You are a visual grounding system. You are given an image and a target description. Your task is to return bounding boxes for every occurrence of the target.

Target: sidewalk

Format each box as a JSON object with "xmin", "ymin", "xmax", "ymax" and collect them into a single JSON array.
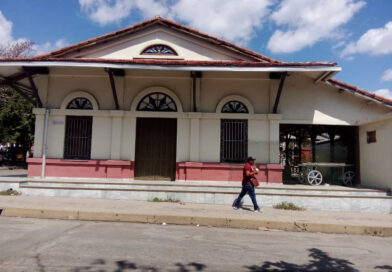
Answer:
[{"xmin": 1, "ymin": 195, "xmax": 391, "ymax": 236}]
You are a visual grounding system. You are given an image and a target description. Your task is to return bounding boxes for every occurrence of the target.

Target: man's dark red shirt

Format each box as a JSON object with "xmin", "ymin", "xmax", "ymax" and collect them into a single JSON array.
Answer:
[{"xmin": 242, "ymin": 162, "xmax": 253, "ymax": 185}]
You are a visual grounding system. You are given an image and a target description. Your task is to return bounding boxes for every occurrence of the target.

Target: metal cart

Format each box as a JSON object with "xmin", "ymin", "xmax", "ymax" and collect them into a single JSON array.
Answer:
[{"xmin": 298, "ymin": 163, "xmax": 355, "ymax": 186}]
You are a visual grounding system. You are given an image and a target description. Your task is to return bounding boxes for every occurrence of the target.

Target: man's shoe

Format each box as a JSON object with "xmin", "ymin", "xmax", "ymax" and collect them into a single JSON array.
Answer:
[
  {"xmin": 233, "ymin": 206, "xmax": 240, "ymax": 210},
  {"xmin": 254, "ymin": 208, "xmax": 262, "ymax": 213}
]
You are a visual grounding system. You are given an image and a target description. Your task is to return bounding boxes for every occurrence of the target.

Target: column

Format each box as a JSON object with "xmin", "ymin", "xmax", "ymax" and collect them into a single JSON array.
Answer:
[
  {"xmin": 269, "ymin": 119, "xmax": 280, "ymax": 164},
  {"xmin": 32, "ymin": 108, "xmax": 46, "ymax": 158},
  {"xmin": 189, "ymin": 113, "xmax": 201, "ymax": 161},
  {"xmin": 110, "ymin": 111, "xmax": 123, "ymax": 160}
]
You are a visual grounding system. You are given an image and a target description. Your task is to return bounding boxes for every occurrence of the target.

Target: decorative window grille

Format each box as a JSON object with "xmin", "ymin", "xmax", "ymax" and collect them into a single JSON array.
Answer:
[
  {"xmin": 137, "ymin": 92, "xmax": 177, "ymax": 112},
  {"xmin": 67, "ymin": 97, "xmax": 93, "ymax": 110},
  {"xmin": 64, "ymin": 116, "xmax": 93, "ymax": 160},
  {"xmin": 220, "ymin": 119, "xmax": 248, "ymax": 163},
  {"xmin": 221, "ymin": 101, "xmax": 249, "ymax": 113},
  {"xmin": 141, "ymin": 44, "xmax": 177, "ymax": 55}
]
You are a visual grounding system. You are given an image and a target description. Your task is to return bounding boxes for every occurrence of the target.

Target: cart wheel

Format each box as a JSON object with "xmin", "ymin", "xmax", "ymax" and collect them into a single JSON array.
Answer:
[
  {"xmin": 307, "ymin": 170, "xmax": 323, "ymax": 185},
  {"xmin": 298, "ymin": 172, "xmax": 305, "ymax": 184},
  {"xmin": 343, "ymin": 171, "xmax": 355, "ymax": 186}
]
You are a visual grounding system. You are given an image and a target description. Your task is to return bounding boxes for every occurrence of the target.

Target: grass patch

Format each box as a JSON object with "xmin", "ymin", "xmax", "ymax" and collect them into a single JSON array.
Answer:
[
  {"xmin": 273, "ymin": 202, "xmax": 305, "ymax": 211},
  {"xmin": 150, "ymin": 197, "xmax": 181, "ymax": 203},
  {"xmin": 0, "ymin": 189, "xmax": 20, "ymax": 196}
]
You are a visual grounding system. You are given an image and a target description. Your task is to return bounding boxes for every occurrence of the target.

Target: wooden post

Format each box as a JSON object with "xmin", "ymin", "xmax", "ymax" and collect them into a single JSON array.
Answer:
[
  {"xmin": 273, "ymin": 72, "xmax": 288, "ymax": 114},
  {"xmin": 328, "ymin": 129, "xmax": 336, "ymax": 162},
  {"xmin": 297, "ymin": 133, "xmax": 303, "ymax": 164},
  {"xmin": 310, "ymin": 127, "xmax": 317, "ymax": 163},
  {"xmin": 284, "ymin": 134, "xmax": 290, "ymax": 166}
]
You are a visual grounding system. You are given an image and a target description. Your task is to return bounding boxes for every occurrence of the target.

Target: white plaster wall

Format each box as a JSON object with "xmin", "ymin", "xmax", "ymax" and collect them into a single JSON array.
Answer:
[
  {"xmin": 248, "ymin": 120, "xmax": 269, "ymax": 163},
  {"xmin": 46, "ymin": 115, "xmax": 65, "ymax": 158},
  {"xmin": 47, "ymin": 71, "xmax": 114, "ymax": 110},
  {"xmin": 32, "ymin": 110, "xmax": 45, "ymax": 158},
  {"xmin": 125, "ymin": 71, "xmax": 191, "ymax": 112},
  {"xmin": 32, "ymin": 69, "xmax": 392, "ymax": 168},
  {"xmin": 199, "ymin": 119, "xmax": 220, "ymax": 162},
  {"xmin": 120, "ymin": 117, "xmax": 136, "ymax": 161},
  {"xmin": 359, "ymin": 118, "xmax": 392, "ymax": 190},
  {"xmin": 279, "ymin": 74, "xmax": 390, "ymax": 125},
  {"xmin": 91, "ymin": 117, "xmax": 111, "ymax": 159},
  {"xmin": 65, "ymin": 26, "xmax": 253, "ymax": 61},
  {"xmin": 177, "ymin": 118, "xmax": 190, "ymax": 162},
  {"xmin": 199, "ymin": 75, "xmax": 270, "ymax": 113}
]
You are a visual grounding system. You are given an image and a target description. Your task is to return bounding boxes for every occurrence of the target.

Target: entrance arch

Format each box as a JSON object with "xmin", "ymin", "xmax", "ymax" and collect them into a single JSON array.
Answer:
[{"xmin": 131, "ymin": 86, "xmax": 183, "ymax": 112}]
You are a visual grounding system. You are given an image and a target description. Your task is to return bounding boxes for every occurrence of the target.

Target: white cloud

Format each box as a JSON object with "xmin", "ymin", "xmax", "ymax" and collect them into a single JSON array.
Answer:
[
  {"xmin": 32, "ymin": 39, "xmax": 68, "ymax": 56},
  {"xmin": 374, "ymin": 89, "xmax": 392, "ymax": 100},
  {"xmin": 79, "ymin": 0, "xmax": 169, "ymax": 26},
  {"xmin": 79, "ymin": 0, "xmax": 272, "ymax": 45},
  {"xmin": 342, "ymin": 22, "xmax": 392, "ymax": 56},
  {"xmin": 0, "ymin": 9, "xmax": 67, "ymax": 57},
  {"xmin": 0, "ymin": 10, "xmax": 13, "ymax": 46},
  {"xmin": 170, "ymin": 0, "xmax": 272, "ymax": 45},
  {"xmin": 381, "ymin": 69, "xmax": 392, "ymax": 82},
  {"xmin": 267, "ymin": 0, "xmax": 365, "ymax": 53}
]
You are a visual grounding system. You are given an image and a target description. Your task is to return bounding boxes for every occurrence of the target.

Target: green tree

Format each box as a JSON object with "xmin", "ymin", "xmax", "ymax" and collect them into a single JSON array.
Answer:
[{"xmin": 0, "ymin": 41, "xmax": 35, "ymax": 163}]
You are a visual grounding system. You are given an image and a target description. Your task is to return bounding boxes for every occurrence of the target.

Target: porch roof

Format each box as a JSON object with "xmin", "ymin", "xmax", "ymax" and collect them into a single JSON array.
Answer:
[
  {"xmin": 0, "ymin": 57, "xmax": 339, "ymax": 73},
  {"xmin": 0, "ymin": 58, "xmax": 391, "ymax": 107}
]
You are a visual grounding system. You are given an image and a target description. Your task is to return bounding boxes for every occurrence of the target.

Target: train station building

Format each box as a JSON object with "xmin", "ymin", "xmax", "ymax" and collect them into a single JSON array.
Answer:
[{"xmin": 0, "ymin": 17, "xmax": 391, "ymax": 190}]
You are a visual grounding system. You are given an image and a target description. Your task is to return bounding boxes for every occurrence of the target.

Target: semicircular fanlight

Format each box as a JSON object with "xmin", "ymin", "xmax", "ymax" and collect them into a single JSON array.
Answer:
[
  {"xmin": 221, "ymin": 101, "xmax": 249, "ymax": 113},
  {"xmin": 137, "ymin": 92, "xmax": 177, "ymax": 112},
  {"xmin": 141, "ymin": 44, "xmax": 177, "ymax": 56},
  {"xmin": 66, "ymin": 97, "xmax": 93, "ymax": 110}
]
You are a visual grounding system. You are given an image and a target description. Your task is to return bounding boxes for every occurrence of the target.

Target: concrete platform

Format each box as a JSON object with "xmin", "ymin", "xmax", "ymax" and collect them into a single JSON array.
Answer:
[
  {"xmin": 0, "ymin": 178, "xmax": 389, "ymax": 213},
  {"xmin": 0, "ymin": 195, "xmax": 392, "ymax": 237}
]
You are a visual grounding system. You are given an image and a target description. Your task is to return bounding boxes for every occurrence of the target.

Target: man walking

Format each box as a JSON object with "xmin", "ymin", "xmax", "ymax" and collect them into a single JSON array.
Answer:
[{"xmin": 233, "ymin": 156, "xmax": 261, "ymax": 212}]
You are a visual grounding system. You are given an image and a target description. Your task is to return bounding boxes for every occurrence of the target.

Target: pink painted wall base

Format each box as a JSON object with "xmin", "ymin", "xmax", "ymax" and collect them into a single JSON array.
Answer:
[
  {"xmin": 27, "ymin": 159, "xmax": 283, "ymax": 183},
  {"xmin": 176, "ymin": 162, "xmax": 283, "ymax": 183},
  {"xmin": 27, "ymin": 158, "xmax": 134, "ymax": 179}
]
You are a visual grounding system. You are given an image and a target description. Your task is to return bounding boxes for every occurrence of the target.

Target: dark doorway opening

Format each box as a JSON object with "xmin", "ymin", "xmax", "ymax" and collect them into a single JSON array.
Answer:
[
  {"xmin": 135, "ymin": 118, "xmax": 177, "ymax": 181},
  {"xmin": 279, "ymin": 124, "xmax": 358, "ymax": 186}
]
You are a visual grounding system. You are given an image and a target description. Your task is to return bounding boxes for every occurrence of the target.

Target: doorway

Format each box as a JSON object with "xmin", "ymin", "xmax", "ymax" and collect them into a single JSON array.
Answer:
[{"xmin": 135, "ymin": 118, "xmax": 177, "ymax": 181}]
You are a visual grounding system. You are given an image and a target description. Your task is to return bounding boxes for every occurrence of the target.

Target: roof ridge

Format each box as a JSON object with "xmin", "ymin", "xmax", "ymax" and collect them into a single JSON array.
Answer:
[
  {"xmin": 327, "ymin": 78, "xmax": 392, "ymax": 106},
  {"xmin": 34, "ymin": 16, "xmax": 280, "ymax": 63}
]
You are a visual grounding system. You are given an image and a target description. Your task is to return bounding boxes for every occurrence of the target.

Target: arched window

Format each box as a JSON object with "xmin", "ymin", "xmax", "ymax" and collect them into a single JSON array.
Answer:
[
  {"xmin": 66, "ymin": 97, "xmax": 93, "ymax": 110},
  {"xmin": 141, "ymin": 44, "xmax": 177, "ymax": 56},
  {"xmin": 137, "ymin": 92, "xmax": 177, "ymax": 112},
  {"xmin": 221, "ymin": 101, "xmax": 249, "ymax": 113}
]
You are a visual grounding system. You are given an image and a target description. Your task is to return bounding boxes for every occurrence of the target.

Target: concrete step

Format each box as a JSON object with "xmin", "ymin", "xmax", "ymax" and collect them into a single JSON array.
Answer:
[
  {"xmin": 19, "ymin": 181, "xmax": 389, "ymax": 197},
  {"xmin": 18, "ymin": 182, "xmax": 392, "ymax": 213}
]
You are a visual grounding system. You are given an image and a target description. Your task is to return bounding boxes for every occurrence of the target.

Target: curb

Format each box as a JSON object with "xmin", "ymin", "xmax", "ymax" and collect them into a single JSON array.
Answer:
[{"xmin": 1, "ymin": 207, "xmax": 391, "ymax": 237}]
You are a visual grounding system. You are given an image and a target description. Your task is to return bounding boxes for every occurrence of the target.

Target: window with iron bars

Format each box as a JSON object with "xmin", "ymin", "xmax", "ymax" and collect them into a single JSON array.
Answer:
[
  {"xmin": 220, "ymin": 119, "xmax": 248, "ymax": 163},
  {"xmin": 64, "ymin": 116, "xmax": 93, "ymax": 160}
]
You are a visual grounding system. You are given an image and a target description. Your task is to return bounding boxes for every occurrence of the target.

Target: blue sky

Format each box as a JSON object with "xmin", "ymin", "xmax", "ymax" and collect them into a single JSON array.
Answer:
[{"xmin": 0, "ymin": 0, "xmax": 391, "ymax": 98}]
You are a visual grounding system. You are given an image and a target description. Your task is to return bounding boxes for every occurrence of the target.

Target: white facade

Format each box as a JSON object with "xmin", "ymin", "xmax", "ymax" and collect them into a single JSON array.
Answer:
[{"xmin": 0, "ymin": 17, "xmax": 391, "ymax": 186}]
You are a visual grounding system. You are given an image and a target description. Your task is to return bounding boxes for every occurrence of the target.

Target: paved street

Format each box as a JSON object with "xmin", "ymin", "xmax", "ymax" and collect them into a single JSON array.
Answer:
[{"xmin": 0, "ymin": 217, "xmax": 391, "ymax": 271}]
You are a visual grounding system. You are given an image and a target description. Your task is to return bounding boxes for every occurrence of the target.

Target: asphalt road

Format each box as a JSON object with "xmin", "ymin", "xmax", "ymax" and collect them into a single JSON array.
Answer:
[{"xmin": 0, "ymin": 217, "xmax": 391, "ymax": 272}]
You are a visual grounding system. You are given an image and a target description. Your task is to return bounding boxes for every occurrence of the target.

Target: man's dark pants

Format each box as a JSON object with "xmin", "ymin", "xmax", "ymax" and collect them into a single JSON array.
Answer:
[{"xmin": 233, "ymin": 183, "xmax": 259, "ymax": 210}]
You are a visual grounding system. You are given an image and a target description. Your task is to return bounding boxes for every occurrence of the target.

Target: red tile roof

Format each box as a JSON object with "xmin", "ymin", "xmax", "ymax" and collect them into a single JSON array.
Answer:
[
  {"xmin": 327, "ymin": 78, "xmax": 392, "ymax": 106},
  {"xmin": 0, "ymin": 57, "xmax": 337, "ymax": 67},
  {"xmin": 35, "ymin": 16, "xmax": 279, "ymax": 63}
]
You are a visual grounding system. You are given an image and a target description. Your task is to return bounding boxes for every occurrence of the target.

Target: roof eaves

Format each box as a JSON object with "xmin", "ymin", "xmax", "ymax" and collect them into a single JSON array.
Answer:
[
  {"xmin": 0, "ymin": 57, "xmax": 337, "ymax": 68},
  {"xmin": 326, "ymin": 78, "xmax": 392, "ymax": 107}
]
